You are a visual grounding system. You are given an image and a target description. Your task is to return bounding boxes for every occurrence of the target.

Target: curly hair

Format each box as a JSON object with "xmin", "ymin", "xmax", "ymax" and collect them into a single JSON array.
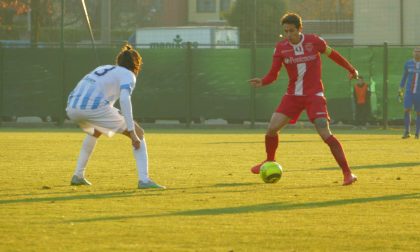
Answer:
[
  {"xmin": 281, "ymin": 12, "xmax": 303, "ymax": 30},
  {"xmin": 116, "ymin": 43, "xmax": 142, "ymax": 75}
]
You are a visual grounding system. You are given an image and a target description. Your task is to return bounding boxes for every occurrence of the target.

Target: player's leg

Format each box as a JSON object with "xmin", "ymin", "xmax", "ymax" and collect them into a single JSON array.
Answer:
[
  {"xmin": 251, "ymin": 112, "xmax": 290, "ymax": 174},
  {"xmin": 413, "ymin": 96, "xmax": 420, "ymax": 139},
  {"xmin": 251, "ymin": 95, "xmax": 302, "ymax": 174},
  {"xmin": 266, "ymin": 112, "xmax": 290, "ymax": 160},
  {"xmin": 122, "ymin": 123, "xmax": 148, "ymax": 183},
  {"xmin": 122, "ymin": 123, "xmax": 165, "ymax": 189},
  {"xmin": 307, "ymin": 95, "xmax": 356, "ymax": 185},
  {"xmin": 71, "ymin": 129, "xmax": 101, "ymax": 186},
  {"xmin": 314, "ymin": 118, "xmax": 356, "ymax": 185},
  {"xmin": 403, "ymin": 108, "xmax": 412, "ymax": 138},
  {"xmin": 415, "ymin": 112, "xmax": 420, "ymax": 139},
  {"xmin": 402, "ymin": 94, "xmax": 412, "ymax": 138},
  {"xmin": 354, "ymin": 104, "xmax": 362, "ymax": 127},
  {"xmin": 361, "ymin": 104, "xmax": 369, "ymax": 128}
]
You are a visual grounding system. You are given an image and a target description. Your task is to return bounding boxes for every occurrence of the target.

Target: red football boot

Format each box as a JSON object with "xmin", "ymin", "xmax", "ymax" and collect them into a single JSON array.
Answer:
[
  {"xmin": 343, "ymin": 173, "xmax": 358, "ymax": 186},
  {"xmin": 251, "ymin": 161, "xmax": 267, "ymax": 174}
]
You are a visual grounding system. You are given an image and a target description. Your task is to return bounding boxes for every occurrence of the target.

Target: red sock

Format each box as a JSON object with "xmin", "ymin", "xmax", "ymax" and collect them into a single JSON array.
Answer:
[
  {"xmin": 265, "ymin": 134, "xmax": 278, "ymax": 161},
  {"xmin": 324, "ymin": 135, "xmax": 351, "ymax": 175}
]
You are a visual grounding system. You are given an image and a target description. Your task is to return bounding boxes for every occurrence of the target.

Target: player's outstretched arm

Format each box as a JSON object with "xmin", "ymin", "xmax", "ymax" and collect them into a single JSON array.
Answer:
[
  {"xmin": 399, "ymin": 65, "xmax": 408, "ymax": 89},
  {"xmin": 398, "ymin": 87, "xmax": 404, "ymax": 103},
  {"xmin": 398, "ymin": 64, "xmax": 408, "ymax": 103},
  {"xmin": 249, "ymin": 49, "xmax": 283, "ymax": 88},
  {"xmin": 324, "ymin": 46, "xmax": 358, "ymax": 80},
  {"xmin": 248, "ymin": 78, "xmax": 263, "ymax": 88}
]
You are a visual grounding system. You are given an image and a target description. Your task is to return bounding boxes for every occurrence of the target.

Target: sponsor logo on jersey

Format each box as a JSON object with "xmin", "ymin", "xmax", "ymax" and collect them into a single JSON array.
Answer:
[
  {"xmin": 408, "ymin": 67, "xmax": 420, "ymax": 73},
  {"xmin": 283, "ymin": 55, "xmax": 317, "ymax": 64},
  {"xmin": 281, "ymin": 49, "xmax": 294, "ymax": 54},
  {"xmin": 84, "ymin": 76, "xmax": 96, "ymax": 83}
]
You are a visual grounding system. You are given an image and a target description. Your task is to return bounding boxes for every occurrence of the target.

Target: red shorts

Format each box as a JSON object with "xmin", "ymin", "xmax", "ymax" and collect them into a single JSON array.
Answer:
[{"xmin": 276, "ymin": 95, "xmax": 330, "ymax": 124}]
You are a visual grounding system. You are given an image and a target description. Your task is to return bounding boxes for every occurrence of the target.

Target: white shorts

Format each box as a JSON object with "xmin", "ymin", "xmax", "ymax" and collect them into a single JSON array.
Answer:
[{"xmin": 66, "ymin": 106, "xmax": 127, "ymax": 137}]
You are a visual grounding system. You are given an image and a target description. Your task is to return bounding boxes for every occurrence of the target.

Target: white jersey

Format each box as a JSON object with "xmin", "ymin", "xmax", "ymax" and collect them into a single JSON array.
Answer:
[{"xmin": 67, "ymin": 65, "xmax": 136, "ymax": 110}]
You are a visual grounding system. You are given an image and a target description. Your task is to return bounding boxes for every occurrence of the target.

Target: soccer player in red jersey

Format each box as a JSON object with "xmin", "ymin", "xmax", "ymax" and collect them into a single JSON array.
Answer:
[{"xmin": 249, "ymin": 12, "xmax": 358, "ymax": 186}]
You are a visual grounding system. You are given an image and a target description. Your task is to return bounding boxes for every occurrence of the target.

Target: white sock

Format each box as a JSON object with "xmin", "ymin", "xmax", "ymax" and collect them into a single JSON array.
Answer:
[
  {"xmin": 133, "ymin": 138, "xmax": 149, "ymax": 183},
  {"xmin": 73, "ymin": 134, "xmax": 97, "ymax": 178}
]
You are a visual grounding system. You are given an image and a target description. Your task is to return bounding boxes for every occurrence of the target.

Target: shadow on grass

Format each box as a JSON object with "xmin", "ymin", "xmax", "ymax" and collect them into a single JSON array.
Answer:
[
  {"xmin": 70, "ymin": 192, "xmax": 420, "ymax": 223},
  {"xmin": 206, "ymin": 140, "xmax": 320, "ymax": 145},
  {"xmin": 167, "ymin": 182, "xmax": 260, "ymax": 192},
  {"xmin": 212, "ymin": 182, "xmax": 259, "ymax": 187},
  {"xmin": 319, "ymin": 162, "xmax": 420, "ymax": 171},
  {"xmin": 0, "ymin": 191, "xmax": 143, "ymax": 205},
  {"xmin": 0, "ymin": 183, "xmax": 259, "ymax": 205},
  {"xmin": 205, "ymin": 137, "xmax": 394, "ymax": 145},
  {"xmin": 336, "ymin": 137, "xmax": 402, "ymax": 142},
  {"xmin": 163, "ymin": 183, "xmax": 260, "ymax": 196},
  {"xmin": 0, "ymin": 185, "xmax": 101, "ymax": 198}
]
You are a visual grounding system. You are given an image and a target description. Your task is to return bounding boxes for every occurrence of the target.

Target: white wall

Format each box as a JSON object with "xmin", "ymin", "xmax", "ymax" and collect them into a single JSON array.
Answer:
[
  {"xmin": 354, "ymin": 0, "xmax": 420, "ymax": 45},
  {"xmin": 403, "ymin": 0, "xmax": 420, "ymax": 45}
]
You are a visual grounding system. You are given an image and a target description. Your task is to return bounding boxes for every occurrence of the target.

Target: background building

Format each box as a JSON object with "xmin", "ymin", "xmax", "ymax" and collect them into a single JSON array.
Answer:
[
  {"xmin": 354, "ymin": 0, "xmax": 420, "ymax": 45},
  {"xmin": 188, "ymin": 0, "xmax": 235, "ymax": 25}
]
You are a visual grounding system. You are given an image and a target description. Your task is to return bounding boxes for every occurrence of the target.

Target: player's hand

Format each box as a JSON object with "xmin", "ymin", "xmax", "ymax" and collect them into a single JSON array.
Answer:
[
  {"xmin": 348, "ymin": 69, "xmax": 359, "ymax": 80},
  {"xmin": 248, "ymin": 78, "xmax": 263, "ymax": 88},
  {"xmin": 398, "ymin": 88, "xmax": 404, "ymax": 103},
  {"xmin": 129, "ymin": 131, "xmax": 141, "ymax": 150}
]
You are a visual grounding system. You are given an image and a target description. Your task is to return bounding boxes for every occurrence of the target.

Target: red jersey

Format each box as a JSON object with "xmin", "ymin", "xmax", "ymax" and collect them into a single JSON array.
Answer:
[{"xmin": 262, "ymin": 34, "xmax": 327, "ymax": 96}]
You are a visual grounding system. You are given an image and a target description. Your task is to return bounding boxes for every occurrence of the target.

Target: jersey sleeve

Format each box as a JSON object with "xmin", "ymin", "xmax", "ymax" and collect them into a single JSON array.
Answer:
[
  {"xmin": 119, "ymin": 69, "xmax": 137, "ymax": 95},
  {"xmin": 118, "ymin": 68, "xmax": 137, "ymax": 131},
  {"xmin": 314, "ymin": 35, "xmax": 327, "ymax": 53},
  {"xmin": 324, "ymin": 35, "xmax": 356, "ymax": 74},
  {"xmin": 120, "ymin": 89, "xmax": 135, "ymax": 131},
  {"xmin": 261, "ymin": 45, "xmax": 283, "ymax": 85}
]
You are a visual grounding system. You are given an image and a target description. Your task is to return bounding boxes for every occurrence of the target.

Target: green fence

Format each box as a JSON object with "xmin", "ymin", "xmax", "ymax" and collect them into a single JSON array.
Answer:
[{"xmin": 0, "ymin": 45, "xmax": 414, "ymax": 126}]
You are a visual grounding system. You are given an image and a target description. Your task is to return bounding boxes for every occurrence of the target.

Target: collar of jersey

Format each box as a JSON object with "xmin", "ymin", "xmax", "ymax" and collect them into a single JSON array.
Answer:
[{"xmin": 288, "ymin": 33, "xmax": 305, "ymax": 47}]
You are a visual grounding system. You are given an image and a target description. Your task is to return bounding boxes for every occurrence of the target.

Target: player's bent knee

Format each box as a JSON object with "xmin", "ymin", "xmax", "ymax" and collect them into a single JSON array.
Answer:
[
  {"xmin": 267, "ymin": 126, "xmax": 280, "ymax": 135},
  {"xmin": 92, "ymin": 129, "xmax": 102, "ymax": 138},
  {"xmin": 314, "ymin": 118, "xmax": 328, "ymax": 129},
  {"xmin": 135, "ymin": 125, "xmax": 144, "ymax": 138}
]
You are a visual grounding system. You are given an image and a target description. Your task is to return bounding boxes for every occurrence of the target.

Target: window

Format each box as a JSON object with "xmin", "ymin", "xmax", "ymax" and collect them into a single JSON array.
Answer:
[
  {"xmin": 152, "ymin": 0, "xmax": 162, "ymax": 11},
  {"xmin": 196, "ymin": 0, "xmax": 216, "ymax": 13},
  {"xmin": 220, "ymin": 0, "xmax": 231, "ymax": 12}
]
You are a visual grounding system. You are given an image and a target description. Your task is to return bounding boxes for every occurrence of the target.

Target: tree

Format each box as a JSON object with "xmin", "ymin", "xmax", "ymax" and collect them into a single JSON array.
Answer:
[
  {"xmin": 0, "ymin": 0, "xmax": 29, "ymax": 39},
  {"xmin": 224, "ymin": 0, "xmax": 287, "ymax": 45},
  {"xmin": 30, "ymin": 0, "xmax": 54, "ymax": 46}
]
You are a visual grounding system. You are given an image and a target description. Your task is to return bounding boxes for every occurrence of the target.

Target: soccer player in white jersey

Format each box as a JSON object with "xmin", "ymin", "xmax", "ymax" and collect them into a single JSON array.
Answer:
[{"xmin": 66, "ymin": 44, "xmax": 165, "ymax": 189}]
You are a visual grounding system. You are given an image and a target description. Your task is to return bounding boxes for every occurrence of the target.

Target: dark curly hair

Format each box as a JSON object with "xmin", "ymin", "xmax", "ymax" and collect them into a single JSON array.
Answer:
[
  {"xmin": 116, "ymin": 43, "xmax": 142, "ymax": 75},
  {"xmin": 281, "ymin": 12, "xmax": 303, "ymax": 30}
]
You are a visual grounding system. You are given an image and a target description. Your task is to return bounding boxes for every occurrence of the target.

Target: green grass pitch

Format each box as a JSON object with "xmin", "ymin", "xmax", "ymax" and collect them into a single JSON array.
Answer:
[{"xmin": 0, "ymin": 128, "xmax": 419, "ymax": 251}]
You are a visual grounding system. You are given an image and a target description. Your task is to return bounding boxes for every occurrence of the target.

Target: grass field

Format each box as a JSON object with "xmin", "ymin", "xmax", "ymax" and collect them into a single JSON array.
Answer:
[{"xmin": 0, "ymin": 128, "xmax": 419, "ymax": 251}]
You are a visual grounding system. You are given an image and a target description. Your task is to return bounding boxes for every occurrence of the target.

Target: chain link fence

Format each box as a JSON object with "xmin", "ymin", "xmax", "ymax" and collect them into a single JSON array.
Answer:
[{"xmin": 0, "ymin": 0, "xmax": 418, "ymax": 127}]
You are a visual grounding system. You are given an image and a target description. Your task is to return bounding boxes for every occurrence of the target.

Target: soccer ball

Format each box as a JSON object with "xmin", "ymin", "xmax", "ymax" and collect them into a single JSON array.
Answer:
[{"xmin": 260, "ymin": 162, "xmax": 283, "ymax": 183}]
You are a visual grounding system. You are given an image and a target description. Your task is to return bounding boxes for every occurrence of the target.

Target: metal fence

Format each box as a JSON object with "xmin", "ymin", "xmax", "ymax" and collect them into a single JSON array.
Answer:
[
  {"xmin": 0, "ymin": 0, "xmax": 418, "ymax": 127},
  {"xmin": 0, "ymin": 42, "xmax": 415, "ymax": 128}
]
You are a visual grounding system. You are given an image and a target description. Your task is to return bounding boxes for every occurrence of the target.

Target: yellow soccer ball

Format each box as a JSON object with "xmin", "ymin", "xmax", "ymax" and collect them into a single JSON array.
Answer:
[{"xmin": 260, "ymin": 162, "xmax": 283, "ymax": 183}]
